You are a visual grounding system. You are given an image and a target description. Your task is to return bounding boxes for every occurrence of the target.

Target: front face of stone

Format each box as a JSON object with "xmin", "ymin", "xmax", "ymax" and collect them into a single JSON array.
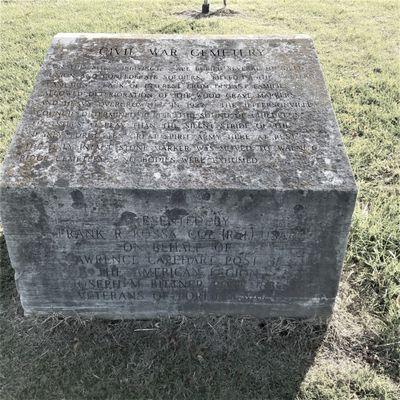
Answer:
[
  {"xmin": 0, "ymin": 34, "xmax": 357, "ymax": 318},
  {"xmin": 2, "ymin": 187, "xmax": 355, "ymax": 318}
]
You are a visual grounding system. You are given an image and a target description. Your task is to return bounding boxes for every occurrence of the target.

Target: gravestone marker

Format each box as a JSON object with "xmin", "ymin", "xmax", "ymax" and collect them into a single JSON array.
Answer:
[{"xmin": 0, "ymin": 34, "xmax": 357, "ymax": 319}]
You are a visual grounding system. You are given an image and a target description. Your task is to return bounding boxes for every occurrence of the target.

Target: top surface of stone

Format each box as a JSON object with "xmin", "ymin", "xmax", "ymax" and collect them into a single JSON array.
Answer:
[{"xmin": 1, "ymin": 33, "xmax": 356, "ymax": 191}]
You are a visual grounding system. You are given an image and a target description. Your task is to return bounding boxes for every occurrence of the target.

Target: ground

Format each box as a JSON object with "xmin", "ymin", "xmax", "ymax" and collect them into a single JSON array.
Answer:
[{"xmin": 0, "ymin": 1, "xmax": 399, "ymax": 399}]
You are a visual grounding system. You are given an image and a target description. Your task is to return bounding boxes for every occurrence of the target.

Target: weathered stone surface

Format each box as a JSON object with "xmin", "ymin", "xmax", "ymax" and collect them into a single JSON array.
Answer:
[{"xmin": 0, "ymin": 34, "xmax": 357, "ymax": 319}]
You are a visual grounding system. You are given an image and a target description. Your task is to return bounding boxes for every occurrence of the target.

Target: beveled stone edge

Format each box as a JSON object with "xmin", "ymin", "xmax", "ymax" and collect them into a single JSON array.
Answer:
[
  {"xmin": 306, "ymin": 38, "xmax": 359, "ymax": 196},
  {"xmin": 53, "ymin": 32, "xmax": 313, "ymax": 42},
  {"xmin": 0, "ymin": 185, "xmax": 358, "ymax": 194},
  {"xmin": 22, "ymin": 300, "xmax": 335, "ymax": 321}
]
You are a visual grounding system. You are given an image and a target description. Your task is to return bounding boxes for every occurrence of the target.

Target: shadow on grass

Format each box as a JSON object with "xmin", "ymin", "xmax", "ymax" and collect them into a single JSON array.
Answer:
[
  {"xmin": 0, "ymin": 234, "xmax": 327, "ymax": 400},
  {"xmin": 175, "ymin": 8, "xmax": 240, "ymax": 19},
  {"xmin": 0, "ymin": 233, "xmax": 20, "ymax": 313}
]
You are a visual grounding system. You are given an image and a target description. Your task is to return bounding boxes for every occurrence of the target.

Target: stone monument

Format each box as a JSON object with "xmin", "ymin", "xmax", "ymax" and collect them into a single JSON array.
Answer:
[{"xmin": 0, "ymin": 34, "xmax": 357, "ymax": 319}]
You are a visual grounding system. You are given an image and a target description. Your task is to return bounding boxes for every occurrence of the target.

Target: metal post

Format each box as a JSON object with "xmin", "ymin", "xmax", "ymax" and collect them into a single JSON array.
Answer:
[{"xmin": 202, "ymin": 0, "xmax": 210, "ymax": 14}]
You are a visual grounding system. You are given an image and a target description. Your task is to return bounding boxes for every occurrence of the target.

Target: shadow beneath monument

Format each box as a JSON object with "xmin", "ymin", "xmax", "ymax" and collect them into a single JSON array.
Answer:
[{"xmin": 0, "ymin": 235, "xmax": 327, "ymax": 399}]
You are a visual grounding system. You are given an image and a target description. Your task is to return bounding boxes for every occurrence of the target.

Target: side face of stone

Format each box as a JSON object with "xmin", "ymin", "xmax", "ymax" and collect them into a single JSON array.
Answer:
[
  {"xmin": 1, "ymin": 187, "xmax": 356, "ymax": 318},
  {"xmin": 0, "ymin": 34, "xmax": 357, "ymax": 319}
]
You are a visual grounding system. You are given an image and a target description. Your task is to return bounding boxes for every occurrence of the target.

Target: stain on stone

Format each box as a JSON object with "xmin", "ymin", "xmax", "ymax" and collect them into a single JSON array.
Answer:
[
  {"xmin": 115, "ymin": 211, "xmax": 138, "ymax": 227},
  {"xmin": 218, "ymin": 191, "xmax": 229, "ymax": 205},
  {"xmin": 245, "ymin": 149, "xmax": 256, "ymax": 159},
  {"xmin": 17, "ymin": 237, "xmax": 52, "ymax": 264},
  {"xmin": 238, "ymin": 193, "xmax": 264, "ymax": 214},
  {"xmin": 55, "ymin": 177, "xmax": 69, "ymax": 187},
  {"xmin": 202, "ymin": 191, "xmax": 211, "ymax": 201},
  {"xmin": 165, "ymin": 207, "xmax": 189, "ymax": 221},
  {"xmin": 240, "ymin": 195, "xmax": 253, "ymax": 211},
  {"xmin": 30, "ymin": 191, "xmax": 49, "ymax": 231},
  {"xmin": 294, "ymin": 204, "xmax": 305, "ymax": 213},
  {"xmin": 271, "ymin": 230, "xmax": 280, "ymax": 239},
  {"xmin": 94, "ymin": 262, "xmax": 105, "ymax": 270},
  {"xmin": 294, "ymin": 226, "xmax": 306, "ymax": 234},
  {"xmin": 16, "ymin": 241, "xmax": 35, "ymax": 264},
  {"xmin": 71, "ymin": 189, "xmax": 86, "ymax": 209},
  {"xmin": 170, "ymin": 190, "xmax": 187, "ymax": 205},
  {"xmin": 78, "ymin": 266, "xmax": 88, "ymax": 279},
  {"xmin": 33, "ymin": 160, "xmax": 51, "ymax": 171}
]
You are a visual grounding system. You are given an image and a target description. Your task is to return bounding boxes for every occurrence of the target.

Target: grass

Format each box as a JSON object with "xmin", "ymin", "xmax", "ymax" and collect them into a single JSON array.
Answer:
[{"xmin": 0, "ymin": 0, "xmax": 399, "ymax": 399}]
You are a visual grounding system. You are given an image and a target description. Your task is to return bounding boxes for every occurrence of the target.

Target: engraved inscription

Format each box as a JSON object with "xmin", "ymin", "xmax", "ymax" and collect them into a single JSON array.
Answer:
[
  {"xmin": 53, "ymin": 201, "xmax": 311, "ymax": 306},
  {"xmin": 19, "ymin": 37, "xmax": 326, "ymax": 175}
]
